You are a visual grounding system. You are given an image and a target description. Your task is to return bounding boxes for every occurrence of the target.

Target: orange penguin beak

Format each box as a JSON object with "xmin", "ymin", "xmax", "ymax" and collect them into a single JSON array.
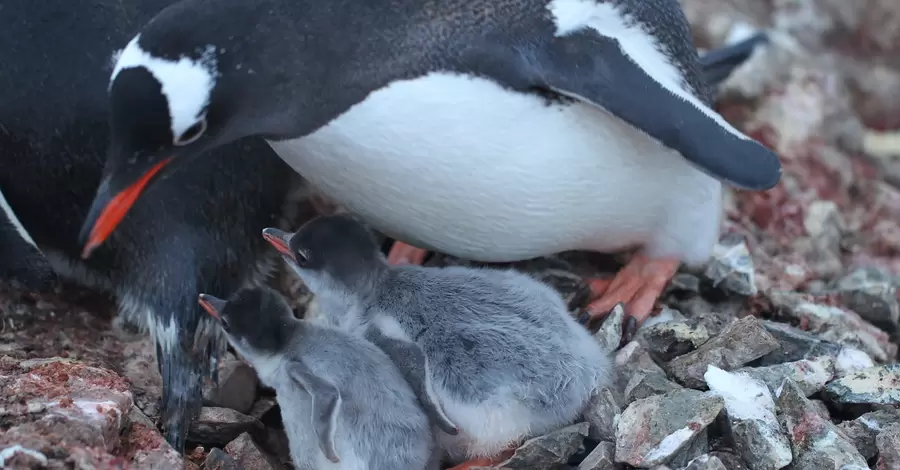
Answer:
[
  {"xmin": 198, "ymin": 293, "xmax": 228, "ymax": 320},
  {"xmin": 262, "ymin": 227, "xmax": 296, "ymax": 262},
  {"xmin": 79, "ymin": 158, "xmax": 172, "ymax": 259}
]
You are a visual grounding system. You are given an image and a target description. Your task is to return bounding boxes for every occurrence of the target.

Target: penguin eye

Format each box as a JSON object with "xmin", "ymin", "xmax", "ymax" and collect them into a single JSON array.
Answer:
[
  {"xmin": 294, "ymin": 249, "xmax": 309, "ymax": 267},
  {"xmin": 219, "ymin": 317, "xmax": 231, "ymax": 332},
  {"xmin": 174, "ymin": 117, "xmax": 207, "ymax": 146}
]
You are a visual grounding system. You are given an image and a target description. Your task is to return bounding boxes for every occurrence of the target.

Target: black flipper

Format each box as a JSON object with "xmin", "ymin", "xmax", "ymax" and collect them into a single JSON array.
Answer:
[
  {"xmin": 287, "ymin": 361, "xmax": 342, "ymax": 463},
  {"xmin": 699, "ymin": 32, "xmax": 768, "ymax": 86},
  {"xmin": 365, "ymin": 326, "xmax": 459, "ymax": 435},
  {"xmin": 519, "ymin": 31, "xmax": 781, "ymax": 190}
]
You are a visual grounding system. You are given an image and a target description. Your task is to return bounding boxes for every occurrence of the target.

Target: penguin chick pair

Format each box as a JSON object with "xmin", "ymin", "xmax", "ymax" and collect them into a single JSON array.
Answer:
[
  {"xmin": 199, "ymin": 286, "xmax": 439, "ymax": 470},
  {"xmin": 261, "ymin": 215, "xmax": 614, "ymax": 469}
]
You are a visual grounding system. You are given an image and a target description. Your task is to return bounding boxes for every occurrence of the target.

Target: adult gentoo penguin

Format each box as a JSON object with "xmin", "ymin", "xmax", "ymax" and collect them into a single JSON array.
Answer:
[
  {"xmin": 0, "ymin": 188, "xmax": 57, "ymax": 291},
  {"xmin": 1, "ymin": 0, "xmax": 304, "ymax": 452},
  {"xmin": 80, "ymin": 0, "xmax": 782, "ymax": 327}
]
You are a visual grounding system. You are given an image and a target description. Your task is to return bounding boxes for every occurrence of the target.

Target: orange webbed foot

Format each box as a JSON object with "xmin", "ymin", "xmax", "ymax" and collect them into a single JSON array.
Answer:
[
  {"xmin": 445, "ymin": 448, "xmax": 516, "ymax": 469},
  {"xmin": 386, "ymin": 241, "xmax": 429, "ymax": 265}
]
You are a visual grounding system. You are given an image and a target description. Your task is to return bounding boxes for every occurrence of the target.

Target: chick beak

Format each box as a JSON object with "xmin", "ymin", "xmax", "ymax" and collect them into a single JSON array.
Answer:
[
  {"xmin": 198, "ymin": 294, "xmax": 228, "ymax": 320},
  {"xmin": 79, "ymin": 158, "xmax": 172, "ymax": 259},
  {"xmin": 262, "ymin": 227, "xmax": 296, "ymax": 262}
]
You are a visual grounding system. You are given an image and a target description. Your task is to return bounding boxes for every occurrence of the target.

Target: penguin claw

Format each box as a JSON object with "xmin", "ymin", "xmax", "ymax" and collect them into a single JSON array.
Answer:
[
  {"xmin": 583, "ymin": 254, "xmax": 679, "ymax": 331},
  {"xmin": 386, "ymin": 241, "xmax": 429, "ymax": 265}
]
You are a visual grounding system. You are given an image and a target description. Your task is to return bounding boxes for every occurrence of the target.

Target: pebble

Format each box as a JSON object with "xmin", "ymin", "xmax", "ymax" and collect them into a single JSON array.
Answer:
[
  {"xmin": 734, "ymin": 355, "xmax": 835, "ymax": 397},
  {"xmin": 614, "ymin": 389, "xmax": 724, "ymax": 468},
  {"xmin": 639, "ymin": 320, "xmax": 711, "ymax": 362},
  {"xmin": 837, "ymin": 409, "xmax": 900, "ymax": 460},
  {"xmin": 188, "ymin": 407, "xmax": 265, "ymax": 447},
  {"xmin": 624, "ymin": 371, "xmax": 683, "ymax": 405},
  {"xmin": 875, "ymin": 423, "xmax": 900, "ymax": 470},
  {"xmin": 823, "ymin": 364, "xmax": 900, "ymax": 405},
  {"xmin": 832, "ymin": 267, "xmax": 900, "ymax": 331},
  {"xmin": 205, "ymin": 448, "xmax": 241, "ymax": 470},
  {"xmin": 594, "ymin": 304, "xmax": 625, "ymax": 353},
  {"xmin": 498, "ymin": 422, "xmax": 589, "ymax": 469},
  {"xmin": 682, "ymin": 454, "xmax": 728, "ymax": 470},
  {"xmin": 614, "ymin": 341, "xmax": 668, "ymax": 394},
  {"xmin": 757, "ymin": 321, "xmax": 841, "ymax": 366},
  {"xmin": 582, "ymin": 388, "xmax": 620, "ymax": 442},
  {"xmin": 206, "ymin": 360, "xmax": 259, "ymax": 414},
  {"xmin": 704, "ymin": 366, "xmax": 792, "ymax": 470},
  {"xmin": 703, "ymin": 233, "xmax": 758, "ymax": 296},
  {"xmin": 834, "ymin": 346, "xmax": 876, "ymax": 376},
  {"xmin": 776, "ymin": 380, "xmax": 868, "ymax": 470},
  {"xmin": 666, "ymin": 316, "xmax": 780, "ymax": 388},
  {"xmin": 578, "ymin": 441, "xmax": 618, "ymax": 470},
  {"xmin": 225, "ymin": 432, "xmax": 282, "ymax": 470}
]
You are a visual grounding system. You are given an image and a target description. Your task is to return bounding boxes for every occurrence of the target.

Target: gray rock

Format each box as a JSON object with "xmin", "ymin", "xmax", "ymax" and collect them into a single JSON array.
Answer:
[
  {"xmin": 776, "ymin": 380, "xmax": 868, "ymax": 470},
  {"xmin": 757, "ymin": 321, "xmax": 842, "ymax": 366},
  {"xmin": 832, "ymin": 267, "xmax": 900, "ymax": 331},
  {"xmin": 667, "ymin": 316, "xmax": 780, "ymax": 389},
  {"xmin": 247, "ymin": 397, "xmax": 277, "ymax": 421},
  {"xmin": 583, "ymin": 388, "xmax": 620, "ymax": 442},
  {"xmin": 614, "ymin": 389, "xmax": 724, "ymax": 468},
  {"xmin": 498, "ymin": 422, "xmax": 588, "ymax": 469},
  {"xmin": 624, "ymin": 371, "xmax": 683, "ymax": 405},
  {"xmin": 640, "ymin": 321, "xmax": 711, "ymax": 362},
  {"xmin": 837, "ymin": 409, "xmax": 900, "ymax": 459},
  {"xmin": 225, "ymin": 432, "xmax": 283, "ymax": 470},
  {"xmin": 594, "ymin": 304, "xmax": 625, "ymax": 353},
  {"xmin": 666, "ymin": 274, "xmax": 701, "ymax": 295},
  {"xmin": 703, "ymin": 233, "xmax": 757, "ymax": 296},
  {"xmin": 808, "ymin": 400, "xmax": 832, "ymax": 421},
  {"xmin": 681, "ymin": 454, "xmax": 727, "ymax": 470},
  {"xmin": 189, "ymin": 407, "xmax": 265, "ymax": 447},
  {"xmin": 205, "ymin": 448, "xmax": 241, "ymax": 470},
  {"xmin": 578, "ymin": 441, "xmax": 619, "ymax": 470},
  {"xmin": 704, "ymin": 366, "xmax": 792, "ymax": 470},
  {"xmin": 708, "ymin": 452, "xmax": 749, "ymax": 470},
  {"xmin": 834, "ymin": 346, "xmax": 875, "ymax": 376},
  {"xmin": 768, "ymin": 291, "xmax": 897, "ymax": 362},
  {"xmin": 206, "ymin": 361, "xmax": 259, "ymax": 414},
  {"xmin": 823, "ymin": 364, "xmax": 900, "ymax": 405},
  {"xmin": 734, "ymin": 355, "xmax": 835, "ymax": 397},
  {"xmin": 668, "ymin": 429, "xmax": 708, "ymax": 469},
  {"xmin": 875, "ymin": 423, "xmax": 900, "ymax": 470},
  {"xmin": 614, "ymin": 341, "xmax": 667, "ymax": 394}
]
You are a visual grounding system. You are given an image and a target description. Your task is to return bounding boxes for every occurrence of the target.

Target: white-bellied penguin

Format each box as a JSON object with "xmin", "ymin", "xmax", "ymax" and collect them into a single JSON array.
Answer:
[
  {"xmin": 79, "ymin": 0, "xmax": 781, "ymax": 330},
  {"xmin": 1, "ymin": 0, "xmax": 305, "ymax": 452}
]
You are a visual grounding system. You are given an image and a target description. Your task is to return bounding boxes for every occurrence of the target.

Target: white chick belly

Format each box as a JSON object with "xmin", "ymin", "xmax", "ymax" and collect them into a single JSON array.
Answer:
[{"xmin": 268, "ymin": 72, "xmax": 722, "ymax": 263}]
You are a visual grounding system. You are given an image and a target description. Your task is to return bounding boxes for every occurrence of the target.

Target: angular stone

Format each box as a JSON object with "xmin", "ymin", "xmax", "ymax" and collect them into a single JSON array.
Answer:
[
  {"xmin": 189, "ymin": 407, "xmax": 265, "ymax": 447},
  {"xmin": 614, "ymin": 341, "xmax": 667, "ymax": 394},
  {"xmin": 776, "ymin": 380, "xmax": 868, "ymax": 470},
  {"xmin": 703, "ymin": 233, "xmax": 757, "ymax": 296},
  {"xmin": 704, "ymin": 366, "xmax": 792, "ymax": 470},
  {"xmin": 225, "ymin": 432, "xmax": 282, "ymax": 470},
  {"xmin": 668, "ymin": 429, "xmax": 708, "ymax": 469},
  {"xmin": 582, "ymin": 388, "xmax": 620, "ymax": 442},
  {"xmin": 667, "ymin": 317, "xmax": 779, "ymax": 389},
  {"xmin": 808, "ymin": 400, "xmax": 832, "ymax": 422},
  {"xmin": 248, "ymin": 396, "xmax": 278, "ymax": 421},
  {"xmin": 834, "ymin": 346, "xmax": 875, "ymax": 376},
  {"xmin": 594, "ymin": 304, "xmax": 625, "ymax": 353},
  {"xmin": 640, "ymin": 321, "xmax": 710, "ymax": 362},
  {"xmin": 682, "ymin": 454, "xmax": 727, "ymax": 470},
  {"xmin": 709, "ymin": 451, "xmax": 749, "ymax": 470},
  {"xmin": 837, "ymin": 409, "xmax": 900, "ymax": 459},
  {"xmin": 824, "ymin": 364, "xmax": 900, "ymax": 405},
  {"xmin": 833, "ymin": 267, "xmax": 900, "ymax": 331},
  {"xmin": 769, "ymin": 291, "xmax": 897, "ymax": 362},
  {"xmin": 624, "ymin": 371, "xmax": 683, "ymax": 405},
  {"xmin": 614, "ymin": 389, "xmax": 724, "ymax": 468},
  {"xmin": 205, "ymin": 448, "xmax": 240, "ymax": 470},
  {"xmin": 578, "ymin": 441, "xmax": 619, "ymax": 470},
  {"xmin": 734, "ymin": 355, "xmax": 835, "ymax": 397},
  {"xmin": 499, "ymin": 422, "xmax": 588, "ymax": 469},
  {"xmin": 875, "ymin": 423, "xmax": 900, "ymax": 470},
  {"xmin": 206, "ymin": 361, "xmax": 259, "ymax": 414},
  {"xmin": 757, "ymin": 321, "xmax": 841, "ymax": 366}
]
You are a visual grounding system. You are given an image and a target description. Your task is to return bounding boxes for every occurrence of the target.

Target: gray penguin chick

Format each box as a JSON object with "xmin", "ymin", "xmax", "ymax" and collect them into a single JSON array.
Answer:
[
  {"xmin": 198, "ymin": 286, "xmax": 438, "ymax": 470},
  {"xmin": 262, "ymin": 215, "xmax": 614, "ymax": 464}
]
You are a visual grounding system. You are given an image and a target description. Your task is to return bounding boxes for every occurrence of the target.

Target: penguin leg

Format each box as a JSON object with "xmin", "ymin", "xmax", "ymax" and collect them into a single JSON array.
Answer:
[
  {"xmin": 444, "ymin": 448, "xmax": 516, "ymax": 470},
  {"xmin": 386, "ymin": 241, "xmax": 429, "ymax": 265},
  {"xmin": 583, "ymin": 254, "xmax": 679, "ymax": 328}
]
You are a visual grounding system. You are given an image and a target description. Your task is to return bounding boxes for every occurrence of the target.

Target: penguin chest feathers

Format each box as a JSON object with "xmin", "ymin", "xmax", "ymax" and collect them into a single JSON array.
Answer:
[{"xmin": 268, "ymin": 72, "xmax": 723, "ymax": 265}]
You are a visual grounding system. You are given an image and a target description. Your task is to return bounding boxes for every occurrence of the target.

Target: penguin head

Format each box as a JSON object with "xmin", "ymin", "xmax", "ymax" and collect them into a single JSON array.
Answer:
[
  {"xmin": 198, "ymin": 287, "xmax": 296, "ymax": 357},
  {"xmin": 262, "ymin": 215, "xmax": 385, "ymax": 295}
]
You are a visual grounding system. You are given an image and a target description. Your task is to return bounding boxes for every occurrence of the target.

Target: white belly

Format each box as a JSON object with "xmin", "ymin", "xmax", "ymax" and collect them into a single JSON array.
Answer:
[{"xmin": 268, "ymin": 72, "xmax": 723, "ymax": 264}]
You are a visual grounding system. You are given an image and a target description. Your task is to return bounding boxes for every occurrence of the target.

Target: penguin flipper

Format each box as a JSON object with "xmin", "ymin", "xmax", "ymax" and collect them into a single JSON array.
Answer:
[
  {"xmin": 287, "ymin": 362, "xmax": 342, "ymax": 463},
  {"xmin": 699, "ymin": 32, "xmax": 768, "ymax": 86},
  {"xmin": 522, "ymin": 31, "xmax": 781, "ymax": 190},
  {"xmin": 365, "ymin": 326, "xmax": 459, "ymax": 435}
]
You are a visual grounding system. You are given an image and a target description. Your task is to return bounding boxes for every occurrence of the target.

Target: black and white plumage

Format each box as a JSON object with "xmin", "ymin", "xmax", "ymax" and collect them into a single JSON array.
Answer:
[
  {"xmin": 199, "ymin": 286, "xmax": 438, "ymax": 470},
  {"xmin": 80, "ymin": 0, "xmax": 780, "ymax": 329},
  {"xmin": 0, "ymin": 188, "xmax": 57, "ymax": 291},
  {"xmin": 263, "ymin": 215, "xmax": 613, "ymax": 465},
  {"xmin": 0, "ymin": 0, "xmax": 305, "ymax": 451}
]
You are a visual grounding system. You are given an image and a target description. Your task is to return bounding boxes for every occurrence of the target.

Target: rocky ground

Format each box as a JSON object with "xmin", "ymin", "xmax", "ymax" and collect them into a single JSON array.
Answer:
[{"xmin": 2, "ymin": 0, "xmax": 900, "ymax": 469}]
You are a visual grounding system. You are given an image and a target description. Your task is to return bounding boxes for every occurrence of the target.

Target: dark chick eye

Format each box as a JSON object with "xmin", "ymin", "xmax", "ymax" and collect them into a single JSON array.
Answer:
[
  {"xmin": 294, "ymin": 250, "xmax": 309, "ymax": 267},
  {"xmin": 220, "ymin": 318, "xmax": 231, "ymax": 332},
  {"xmin": 173, "ymin": 117, "xmax": 207, "ymax": 146}
]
